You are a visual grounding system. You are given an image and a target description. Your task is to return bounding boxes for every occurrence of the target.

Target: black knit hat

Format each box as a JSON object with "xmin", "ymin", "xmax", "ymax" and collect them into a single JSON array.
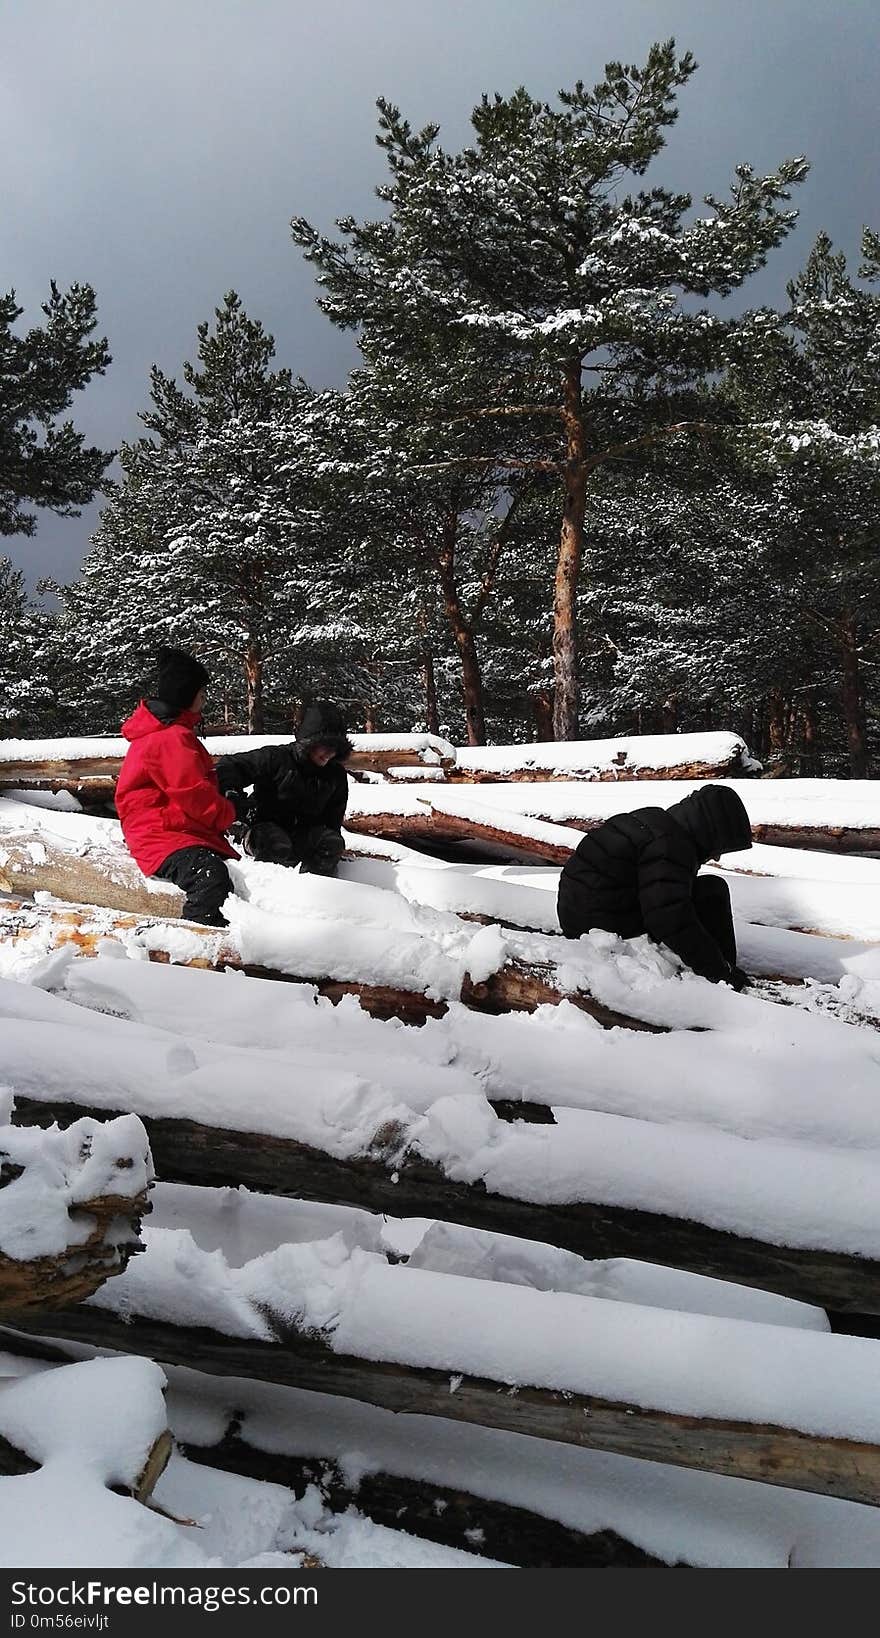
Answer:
[{"xmin": 153, "ymin": 646, "xmax": 210, "ymax": 713}]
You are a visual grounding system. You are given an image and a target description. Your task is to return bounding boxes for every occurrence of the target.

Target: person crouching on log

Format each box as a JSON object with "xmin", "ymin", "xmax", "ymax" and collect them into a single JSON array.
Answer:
[
  {"xmin": 116, "ymin": 647, "xmax": 247, "ymax": 927},
  {"xmin": 215, "ymin": 699, "xmax": 352, "ymax": 877},
  {"xmin": 556, "ymin": 784, "xmax": 753, "ymax": 990}
]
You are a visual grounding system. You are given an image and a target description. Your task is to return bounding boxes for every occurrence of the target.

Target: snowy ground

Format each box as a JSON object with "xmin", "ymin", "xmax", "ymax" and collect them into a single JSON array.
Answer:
[{"xmin": 2, "ymin": 772, "xmax": 880, "ymax": 1567}]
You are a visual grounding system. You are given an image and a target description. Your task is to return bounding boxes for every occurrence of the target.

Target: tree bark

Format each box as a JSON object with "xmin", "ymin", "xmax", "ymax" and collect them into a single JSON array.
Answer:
[
  {"xmin": 838, "ymin": 612, "xmax": 870, "ymax": 778},
  {"xmin": 800, "ymin": 693, "xmax": 818, "ymax": 776},
  {"xmin": 552, "ymin": 358, "xmax": 588, "ymax": 741},
  {"xmin": 531, "ymin": 691, "xmax": 554, "ymax": 740},
  {"xmin": 419, "ymin": 617, "xmax": 441, "ymax": 736},
  {"xmin": 436, "ymin": 524, "xmax": 487, "ymax": 746},
  {"xmin": 767, "ymin": 690, "xmax": 789, "ymax": 771},
  {"xmin": 244, "ymin": 639, "xmax": 264, "ymax": 734}
]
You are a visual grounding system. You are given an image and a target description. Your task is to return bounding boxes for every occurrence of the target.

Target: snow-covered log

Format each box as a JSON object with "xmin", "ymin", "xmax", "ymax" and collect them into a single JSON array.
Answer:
[
  {"xmin": 9, "ymin": 1270, "xmax": 880, "ymax": 1506},
  {"xmin": 344, "ymin": 792, "xmax": 584, "ymax": 864},
  {"xmin": 181, "ymin": 1428, "xmax": 675, "ymax": 1567},
  {"xmin": 449, "ymin": 731, "xmax": 758, "ymax": 783},
  {"xmin": 346, "ymin": 780, "xmax": 880, "ymax": 859},
  {"xmin": 8, "ymin": 1089, "xmax": 880, "ymax": 1320},
  {"xmin": 0, "ymin": 897, "xmax": 663, "ymax": 1031},
  {"xmin": 0, "ymin": 1356, "xmax": 172, "ymax": 1514},
  {"xmin": 0, "ymin": 1109, "xmax": 152, "ymax": 1312},
  {"xmin": 0, "ymin": 829, "xmax": 184, "ymax": 917},
  {"xmin": 0, "ymin": 732, "xmax": 457, "ymax": 798}
]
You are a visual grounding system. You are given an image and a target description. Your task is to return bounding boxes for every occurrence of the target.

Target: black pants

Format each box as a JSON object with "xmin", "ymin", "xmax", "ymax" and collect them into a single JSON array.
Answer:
[
  {"xmin": 154, "ymin": 846, "xmax": 233, "ymax": 927},
  {"xmin": 245, "ymin": 821, "xmax": 344, "ymax": 877},
  {"xmin": 692, "ymin": 874, "xmax": 737, "ymax": 967}
]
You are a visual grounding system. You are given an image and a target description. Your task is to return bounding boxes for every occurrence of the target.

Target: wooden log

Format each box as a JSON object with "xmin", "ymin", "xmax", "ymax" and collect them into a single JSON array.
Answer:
[
  {"xmin": 0, "ymin": 741, "xmax": 457, "ymax": 796},
  {"xmin": 449, "ymin": 762, "xmax": 742, "ymax": 784},
  {"xmin": 182, "ymin": 1427, "xmax": 679, "ymax": 1567},
  {"xmin": 343, "ymin": 808, "xmax": 576, "ymax": 866},
  {"xmin": 447, "ymin": 733, "xmax": 757, "ymax": 785},
  {"xmin": 0, "ymin": 898, "xmax": 662, "ymax": 1032},
  {"xmin": 0, "ymin": 1125, "xmax": 151, "ymax": 1314},
  {"xmin": 10, "ymin": 1094, "xmax": 879, "ymax": 1318},
  {"xmin": 6, "ymin": 1304, "xmax": 880, "ymax": 1507},
  {"xmin": 0, "ymin": 831, "xmax": 184, "ymax": 917}
]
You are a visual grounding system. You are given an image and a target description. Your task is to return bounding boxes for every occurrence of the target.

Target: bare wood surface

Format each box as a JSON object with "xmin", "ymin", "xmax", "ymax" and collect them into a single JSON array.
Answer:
[
  {"xmin": 0, "ymin": 832, "xmax": 184, "ymax": 916},
  {"xmin": 0, "ymin": 1178, "xmax": 150, "ymax": 1314}
]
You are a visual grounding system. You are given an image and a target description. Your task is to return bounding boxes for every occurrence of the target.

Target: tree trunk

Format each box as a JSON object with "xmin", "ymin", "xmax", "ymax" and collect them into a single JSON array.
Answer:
[
  {"xmin": 767, "ymin": 690, "xmax": 787, "ymax": 765},
  {"xmin": 244, "ymin": 640, "xmax": 264, "ymax": 734},
  {"xmin": 420, "ymin": 634, "xmax": 440, "ymax": 736},
  {"xmin": 660, "ymin": 694, "xmax": 680, "ymax": 734},
  {"xmin": 552, "ymin": 358, "xmax": 588, "ymax": 741},
  {"xmin": 838, "ymin": 613, "xmax": 869, "ymax": 778},
  {"xmin": 801, "ymin": 694, "xmax": 818, "ymax": 776},
  {"xmin": 436, "ymin": 531, "xmax": 487, "ymax": 746},
  {"xmin": 363, "ymin": 657, "xmax": 381, "ymax": 733},
  {"xmin": 531, "ymin": 691, "xmax": 554, "ymax": 741}
]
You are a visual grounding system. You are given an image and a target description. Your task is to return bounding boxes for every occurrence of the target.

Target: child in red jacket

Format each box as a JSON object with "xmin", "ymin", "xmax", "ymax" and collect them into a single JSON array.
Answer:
[{"xmin": 116, "ymin": 648, "xmax": 245, "ymax": 926}]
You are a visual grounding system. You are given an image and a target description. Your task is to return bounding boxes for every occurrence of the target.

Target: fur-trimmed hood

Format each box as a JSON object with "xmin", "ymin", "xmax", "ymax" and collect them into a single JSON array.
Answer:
[{"xmin": 295, "ymin": 700, "xmax": 352, "ymax": 762}]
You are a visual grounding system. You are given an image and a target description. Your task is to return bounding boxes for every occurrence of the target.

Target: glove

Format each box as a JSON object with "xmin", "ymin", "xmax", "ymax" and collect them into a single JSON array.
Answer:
[
  {"xmin": 729, "ymin": 965, "xmax": 750, "ymax": 992},
  {"xmin": 223, "ymin": 789, "xmax": 251, "ymax": 824}
]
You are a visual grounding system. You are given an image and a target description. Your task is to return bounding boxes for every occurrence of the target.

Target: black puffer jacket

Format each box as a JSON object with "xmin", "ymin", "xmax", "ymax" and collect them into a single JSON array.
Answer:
[
  {"xmin": 557, "ymin": 784, "xmax": 753, "ymax": 983},
  {"xmin": 215, "ymin": 701, "xmax": 352, "ymax": 837}
]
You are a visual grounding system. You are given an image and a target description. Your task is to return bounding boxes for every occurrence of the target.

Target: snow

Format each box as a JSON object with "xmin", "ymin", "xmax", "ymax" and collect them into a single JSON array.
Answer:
[
  {"xmin": 0, "ymin": 1351, "xmax": 485, "ymax": 1569},
  {"xmin": 5, "ymin": 965, "xmax": 880, "ymax": 1261},
  {"xmin": 4, "ymin": 760, "xmax": 880, "ymax": 1566},
  {"xmin": 0, "ymin": 1108, "xmax": 151, "ymax": 1260},
  {"xmin": 86, "ymin": 1222, "xmax": 880, "ymax": 1444},
  {"xmin": 164, "ymin": 1365, "xmax": 880, "ymax": 1569},
  {"xmin": 349, "ymin": 777, "xmax": 880, "ymax": 834},
  {"xmin": 0, "ymin": 731, "xmax": 456, "ymax": 764},
  {"xmin": 454, "ymin": 730, "xmax": 755, "ymax": 777}
]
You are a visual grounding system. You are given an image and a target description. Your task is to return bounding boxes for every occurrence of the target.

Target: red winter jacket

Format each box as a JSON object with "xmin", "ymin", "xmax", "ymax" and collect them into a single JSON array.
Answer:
[{"xmin": 116, "ymin": 701, "xmax": 238, "ymax": 877}]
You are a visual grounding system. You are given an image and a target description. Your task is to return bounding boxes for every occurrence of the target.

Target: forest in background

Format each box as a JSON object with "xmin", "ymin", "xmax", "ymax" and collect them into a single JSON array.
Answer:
[{"xmin": 2, "ymin": 43, "xmax": 878, "ymax": 774}]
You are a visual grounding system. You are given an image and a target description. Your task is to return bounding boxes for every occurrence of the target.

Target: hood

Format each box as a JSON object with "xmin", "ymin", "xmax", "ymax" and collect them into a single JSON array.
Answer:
[
  {"xmin": 122, "ymin": 700, "xmax": 200, "ymax": 742},
  {"xmin": 295, "ymin": 700, "xmax": 353, "ymax": 762},
  {"xmin": 666, "ymin": 784, "xmax": 753, "ymax": 863}
]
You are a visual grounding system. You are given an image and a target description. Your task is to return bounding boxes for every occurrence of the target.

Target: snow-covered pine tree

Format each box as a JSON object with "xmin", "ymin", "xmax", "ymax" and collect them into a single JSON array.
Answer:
[
  {"xmin": 291, "ymin": 40, "xmax": 808, "ymax": 738},
  {"xmin": 729, "ymin": 230, "xmax": 880, "ymax": 774},
  {"xmin": 0, "ymin": 282, "xmax": 112, "ymax": 539},
  {"xmin": 52, "ymin": 295, "xmax": 332, "ymax": 733},
  {"xmin": 318, "ymin": 358, "xmax": 544, "ymax": 744},
  {"xmin": 0, "ymin": 558, "xmax": 55, "ymax": 730},
  {"xmin": 574, "ymin": 465, "xmax": 814, "ymax": 759}
]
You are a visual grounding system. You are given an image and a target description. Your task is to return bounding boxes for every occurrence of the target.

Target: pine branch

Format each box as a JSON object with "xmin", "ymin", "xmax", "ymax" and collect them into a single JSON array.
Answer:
[
  {"xmin": 584, "ymin": 420, "xmax": 718, "ymax": 471},
  {"xmin": 437, "ymin": 404, "xmax": 566, "ymax": 426},
  {"xmin": 410, "ymin": 457, "xmax": 564, "ymax": 474}
]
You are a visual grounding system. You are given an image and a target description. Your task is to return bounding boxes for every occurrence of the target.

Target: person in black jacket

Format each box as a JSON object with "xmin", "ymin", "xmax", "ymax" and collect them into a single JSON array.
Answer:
[
  {"xmin": 556, "ymin": 784, "xmax": 753, "ymax": 989},
  {"xmin": 215, "ymin": 700, "xmax": 352, "ymax": 876}
]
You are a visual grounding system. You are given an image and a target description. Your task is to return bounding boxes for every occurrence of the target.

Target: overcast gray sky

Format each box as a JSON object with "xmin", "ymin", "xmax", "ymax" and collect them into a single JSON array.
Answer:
[{"xmin": 4, "ymin": 0, "xmax": 878, "ymax": 588}]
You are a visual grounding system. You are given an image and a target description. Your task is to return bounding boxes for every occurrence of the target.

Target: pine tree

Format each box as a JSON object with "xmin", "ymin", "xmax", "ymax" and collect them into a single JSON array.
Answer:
[
  {"xmin": 0, "ymin": 558, "xmax": 55, "ymax": 730},
  {"xmin": 53, "ymin": 295, "xmax": 330, "ymax": 733},
  {"xmin": 319, "ymin": 358, "xmax": 542, "ymax": 743},
  {"xmin": 0, "ymin": 282, "xmax": 112, "ymax": 538},
  {"xmin": 292, "ymin": 40, "xmax": 807, "ymax": 737},
  {"xmin": 729, "ymin": 230, "xmax": 880, "ymax": 774}
]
